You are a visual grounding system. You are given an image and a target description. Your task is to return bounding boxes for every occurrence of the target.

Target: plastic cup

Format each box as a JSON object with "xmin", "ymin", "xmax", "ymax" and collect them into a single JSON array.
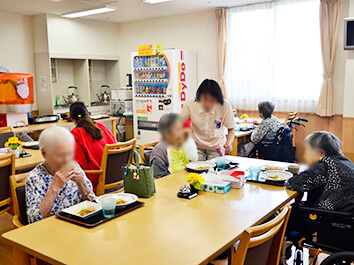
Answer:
[
  {"xmin": 101, "ymin": 196, "xmax": 116, "ymax": 218},
  {"xmin": 249, "ymin": 166, "xmax": 261, "ymax": 181},
  {"xmin": 216, "ymin": 156, "xmax": 227, "ymax": 171},
  {"xmin": 235, "ymin": 124, "xmax": 241, "ymax": 132},
  {"xmin": 288, "ymin": 165, "xmax": 300, "ymax": 175}
]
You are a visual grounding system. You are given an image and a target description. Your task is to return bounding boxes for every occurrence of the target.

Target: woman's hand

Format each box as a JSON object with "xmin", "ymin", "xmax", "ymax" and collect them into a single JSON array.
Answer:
[
  {"xmin": 71, "ymin": 167, "xmax": 86, "ymax": 185},
  {"xmin": 49, "ymin": 169, "xmax": 75, "ymax": 193},
  {"xmin": 253, "ymin": 120, "xmax": 261, "ymax": 126},
  {"xmin": 223, "ymin": 142, "xmax": 233, "ymax": 155},
  {"xmin": 71, "ymin": 167, "xmax": 92, "ymax": 200},
  {"xmin": 40, "ymin": 169, "xmax": 74, "ymax": 219}
]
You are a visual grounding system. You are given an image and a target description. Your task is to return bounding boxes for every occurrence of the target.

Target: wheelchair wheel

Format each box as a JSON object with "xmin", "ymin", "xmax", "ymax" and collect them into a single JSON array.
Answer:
[{"xmin": 320, "ymin": 252, "xmax": 354, "ymax": 265}]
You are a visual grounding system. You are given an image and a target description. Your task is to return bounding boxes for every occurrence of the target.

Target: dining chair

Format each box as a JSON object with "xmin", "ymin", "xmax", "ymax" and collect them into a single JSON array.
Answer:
[
  {"xmin": 0, "ymin": 126, "xmax": 15, "ymax": 147},
  {"xmin": 230, "ymin": 205, "xmax": 292, "ymax": 265},
  {"xmin": 0, "ymin": 153, "xmax": 15, "ymax": 216},
  {"xmin": 9, "ymin": 173, "xmax": 27, "ymax": 227},
  {"xmin": 138, "ymin": 141, "xmax": 159, "ymax": 164},
  {"xmin": 85, "ymin": 138, "xmax": 136, "ymax": 196}
]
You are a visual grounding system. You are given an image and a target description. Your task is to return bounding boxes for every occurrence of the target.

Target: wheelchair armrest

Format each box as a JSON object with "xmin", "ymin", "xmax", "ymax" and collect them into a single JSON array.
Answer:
[{"xmin": 298, "ymin": 206, "xmax": 354, "ymax": 219}]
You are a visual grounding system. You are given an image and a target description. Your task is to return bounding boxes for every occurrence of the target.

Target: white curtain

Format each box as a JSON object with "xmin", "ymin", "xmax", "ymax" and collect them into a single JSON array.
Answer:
[{"xmin": 226, "ymin": 0, "xmax": 323, "ymax": 113}]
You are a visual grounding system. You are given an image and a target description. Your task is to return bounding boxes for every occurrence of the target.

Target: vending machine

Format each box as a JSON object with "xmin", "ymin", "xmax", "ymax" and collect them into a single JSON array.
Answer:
[{"xmin": 132, "ymin": 49, "xmax": 197, "ymax": 145}]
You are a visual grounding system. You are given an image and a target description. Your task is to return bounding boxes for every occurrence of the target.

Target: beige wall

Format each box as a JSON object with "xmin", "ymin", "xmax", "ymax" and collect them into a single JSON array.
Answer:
[
  {"xmin": 0, "ymin": 12, "xmax": 38, "ymax": 110},
  {"xmin": 46, "ymin": 14, "xmax": 119, "ymax": 56},
  {"xmin": 117, "ymin": 11, "xmax": 218, "ymax": 88}
]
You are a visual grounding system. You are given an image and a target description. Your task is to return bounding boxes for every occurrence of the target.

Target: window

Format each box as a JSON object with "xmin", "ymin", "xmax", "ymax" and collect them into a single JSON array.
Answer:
[{"xmin": 226, "ymin": 0, "xmax": 322, "ymax": 113}]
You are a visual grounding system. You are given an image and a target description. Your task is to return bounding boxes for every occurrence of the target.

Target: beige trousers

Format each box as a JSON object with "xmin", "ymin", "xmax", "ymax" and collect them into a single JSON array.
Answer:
[{"xmin": 197, "ymin": 148, "xmax": 224, "ymax": 161}]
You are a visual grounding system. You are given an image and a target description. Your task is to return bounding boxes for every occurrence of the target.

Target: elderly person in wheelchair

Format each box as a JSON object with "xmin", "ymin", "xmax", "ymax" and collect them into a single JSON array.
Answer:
[
  {"xmin": 238, "ymin": 101, "xmax": 282, "ymax": 157},
  {"xmin": 26, "ymin": 127, "xmax": 93, "ymax": 224},
  {"xmin": 285, "ymin": 131, "xmax": 354, "ymax": 261}
]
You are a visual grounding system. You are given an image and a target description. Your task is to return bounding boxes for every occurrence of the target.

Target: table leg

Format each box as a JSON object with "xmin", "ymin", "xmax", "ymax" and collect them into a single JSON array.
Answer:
[
  {"xmin": 111, "ymin": 119, "xmax": 117, "ymax": 140},
  {"xmin": 13, "ymin": 247, "xmax": 31, "ymax": 265},
  {"xmin": 232, "ymin": 137, "xmax": 238, "ymax": 156}
]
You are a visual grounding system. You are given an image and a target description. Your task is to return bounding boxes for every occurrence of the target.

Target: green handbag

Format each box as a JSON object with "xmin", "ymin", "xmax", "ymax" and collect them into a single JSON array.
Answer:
[{"xmin": 122, "ymin": 150, "xmax": 156, "ymax": 198}]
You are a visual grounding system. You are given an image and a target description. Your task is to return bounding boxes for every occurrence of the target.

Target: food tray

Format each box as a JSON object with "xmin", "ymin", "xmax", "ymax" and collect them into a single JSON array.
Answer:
[
  {"xmin": 245, "ymin": 172, "xmax": 288, "ymax": 187},
  {"xmin": 56, "ymin": 201, "xmax": 144, "ymax": 227}
]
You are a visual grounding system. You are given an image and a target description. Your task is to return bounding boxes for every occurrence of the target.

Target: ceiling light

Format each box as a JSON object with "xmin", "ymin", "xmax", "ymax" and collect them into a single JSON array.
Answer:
[
  {"xmin": 143, "ymin": 0, "xmax": 171, "ymax": 4},
  {"xmin": 62, "ymin": 6, "xmax": 116, "ymax": 18}
]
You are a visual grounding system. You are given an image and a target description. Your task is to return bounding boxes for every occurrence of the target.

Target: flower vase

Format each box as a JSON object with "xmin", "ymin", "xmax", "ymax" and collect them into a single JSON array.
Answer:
[
  {"xmin": 11, "ymin": 148, "xmax": 20, "ymax": 158},
  {"xmin": 190, "ymin": 184, "xmax": 199, "ymax": 194}
]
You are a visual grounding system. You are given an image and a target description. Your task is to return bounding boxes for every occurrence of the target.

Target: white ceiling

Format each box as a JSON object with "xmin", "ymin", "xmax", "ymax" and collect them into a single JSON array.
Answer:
[{"xmin": 0, "ymin": 0, "xmax": 265, "ymax": 22}]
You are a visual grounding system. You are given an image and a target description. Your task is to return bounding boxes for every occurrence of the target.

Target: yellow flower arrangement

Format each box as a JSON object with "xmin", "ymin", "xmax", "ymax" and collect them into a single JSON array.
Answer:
[
  {"xmin": 186, "ymin": 172, "xmax": 205, "ymax": 190},
  {"xmin": 4, "ymin": 136, "xmax": 23, "ymax": 150},
  {"xmin": 240, "ymin": 113, "xmax": 249, "ymax": 119}
]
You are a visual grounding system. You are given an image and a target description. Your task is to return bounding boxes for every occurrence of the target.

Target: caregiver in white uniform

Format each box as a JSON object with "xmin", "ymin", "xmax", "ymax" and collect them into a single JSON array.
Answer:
[{"xmin": 181, "ymin": 79, "xmax": 236, "ymax": 161}]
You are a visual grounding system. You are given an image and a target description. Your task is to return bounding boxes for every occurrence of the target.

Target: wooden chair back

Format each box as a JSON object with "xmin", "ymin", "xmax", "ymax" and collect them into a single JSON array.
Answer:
[
  {"xmin": 0, "ymin": 153, "xmax": 15, "ymax": 215},
  {"xmin": 0, "ymin": 126, "xmax": 15, "ymax": 148},
  {"xmin": 9, "ymin": 173, "xmax": 27, "ymax": 227},
  {"xmin": 87, "ymin": 139, "xmax": 136, "ymax": 196},
  {"xmin": 138, "ymin": 141, "xmax": 159, "ymax": 164},
  {"xmin": 231, "ymin": 205, "xmax": 292, "ymax": 265}
]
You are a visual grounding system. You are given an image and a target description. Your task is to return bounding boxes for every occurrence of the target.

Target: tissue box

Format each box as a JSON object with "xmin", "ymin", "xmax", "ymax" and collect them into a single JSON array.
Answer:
[
  {"xmin": 201, "ymin": 181, "xmax": 231, "ymax": 194},
  {"xmin": 219, "ymin": 170, "xmax": 245, "ymax": 189}
]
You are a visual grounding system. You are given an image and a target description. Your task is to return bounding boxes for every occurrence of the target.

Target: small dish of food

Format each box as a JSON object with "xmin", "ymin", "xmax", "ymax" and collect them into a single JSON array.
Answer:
[
  {"xmin": 61, "ymin": 201, "xmax": 102, "ymax": 219},
  {"xmin": 260, "ymin": 165, "xmax": 287, "ymax": 171},
  {"xmin": 97, "ymin": 193, "xmax": 138, "ymax": 208},
  {"xmin": 186, "ymin": 161, "xmax": 216, "ymax": 173},
  {"xmin": 262, "ymin": 170, "xmax": 293, "ymax": 181}
]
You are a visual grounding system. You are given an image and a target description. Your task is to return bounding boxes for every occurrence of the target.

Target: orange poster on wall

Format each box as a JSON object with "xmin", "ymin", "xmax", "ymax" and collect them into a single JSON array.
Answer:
[{"xmin": 0, "ymin": 73, "xmax": 34, "ymax": 105}]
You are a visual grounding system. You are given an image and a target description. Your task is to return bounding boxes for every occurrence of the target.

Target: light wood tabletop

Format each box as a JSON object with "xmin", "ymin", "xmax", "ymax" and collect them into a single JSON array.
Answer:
[
  {"xmin": 13, "ymin": 117, "xmax": 118, "ymax": 140},
  {"xmin": 2, "ymin": 156, "xmax": 298, "ymax": 265},
  {"xmin": 14, "ymin": 149, "xmax": 43, "ymax": 171}
]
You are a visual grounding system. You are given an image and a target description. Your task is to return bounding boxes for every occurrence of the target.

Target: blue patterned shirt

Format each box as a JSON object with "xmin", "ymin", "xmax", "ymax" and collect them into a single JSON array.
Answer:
[{"xmin": 26, "ymin": 163, "xmax": 93, "ymax": 224}]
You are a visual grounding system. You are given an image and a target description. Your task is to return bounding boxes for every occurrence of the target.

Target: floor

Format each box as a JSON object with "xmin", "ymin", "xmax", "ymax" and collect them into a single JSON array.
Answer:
[{"xmin": 0, "ymin": 213, "xmax": 328, "ymax": 265}]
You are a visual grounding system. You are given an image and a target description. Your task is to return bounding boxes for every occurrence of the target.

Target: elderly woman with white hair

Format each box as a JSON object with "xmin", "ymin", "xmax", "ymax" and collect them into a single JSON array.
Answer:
[{"xmin": 26, "ymin": 127, "xmax": 93, "ymax": 224}]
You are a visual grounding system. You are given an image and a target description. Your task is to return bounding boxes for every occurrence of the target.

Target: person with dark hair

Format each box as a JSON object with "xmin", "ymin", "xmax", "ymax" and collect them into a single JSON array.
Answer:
[
  {"xmin": 238, "ymin": 101, "xmax": 282, "ymax": 156},
  {"xmin": 181, "ymin": 79, "xmax": 235, "ymax": 161},
  {"xmin": 150, "ymin": 113, "xmax": 198, "ymax": 178},
  {"xmin": 70, "ymin": 102, "xmax": 117, "ymax": 190}
]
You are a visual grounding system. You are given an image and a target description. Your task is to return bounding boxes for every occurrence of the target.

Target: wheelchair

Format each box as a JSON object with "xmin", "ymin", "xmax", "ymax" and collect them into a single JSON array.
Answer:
[
  {"xmin": 286, "ymin": 206, "xmax": 354, "ymax": 265},
  {"xmin": 250, "ymin": 117, "xmax": 308, "ymax": 163}
]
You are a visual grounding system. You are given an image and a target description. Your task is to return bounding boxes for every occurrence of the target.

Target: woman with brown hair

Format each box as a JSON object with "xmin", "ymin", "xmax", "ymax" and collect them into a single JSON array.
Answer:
[{"xmin": 70, "ymin": 102, "xmax": 117, "ymax": 190}]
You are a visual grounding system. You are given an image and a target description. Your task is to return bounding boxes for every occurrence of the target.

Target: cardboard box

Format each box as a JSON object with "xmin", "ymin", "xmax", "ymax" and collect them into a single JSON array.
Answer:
[
  {"xmin": 201, "ymin": 181, "xmax": 231, "ymax": 194},
  {"xmin": 219, "ymin": 170, "xmax": 245, "ymax": 189}
]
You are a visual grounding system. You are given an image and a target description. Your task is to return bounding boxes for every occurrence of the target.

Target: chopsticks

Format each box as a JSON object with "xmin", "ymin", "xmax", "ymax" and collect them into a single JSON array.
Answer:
[{"xmin": 87, "ymin": 192, "xmax": 101, "ymax": 201}]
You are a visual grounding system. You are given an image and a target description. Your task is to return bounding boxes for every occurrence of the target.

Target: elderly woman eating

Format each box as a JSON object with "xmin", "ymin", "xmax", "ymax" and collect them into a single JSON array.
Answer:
[{"xmin": 26, "ymin": 127, "xmax": 93, "ymax": 224}]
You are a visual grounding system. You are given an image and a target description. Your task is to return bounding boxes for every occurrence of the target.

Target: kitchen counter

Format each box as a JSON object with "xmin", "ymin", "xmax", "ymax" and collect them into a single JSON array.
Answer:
[{"xmin": 13, "ymin": 117, "xmax": 118, "ymax": 139}]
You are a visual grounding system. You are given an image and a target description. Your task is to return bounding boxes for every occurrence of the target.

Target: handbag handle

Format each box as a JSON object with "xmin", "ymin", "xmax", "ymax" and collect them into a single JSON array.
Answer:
[{"xmin": 127, "ymin": 150, "xmax": 141, "ymax": 169}]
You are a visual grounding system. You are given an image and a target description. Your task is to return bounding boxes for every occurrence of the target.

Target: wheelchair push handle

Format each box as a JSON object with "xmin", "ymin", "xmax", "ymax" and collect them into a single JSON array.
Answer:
[{"xmin": 298, "ymin": 117, "xmax": 308, "ymax": 123}]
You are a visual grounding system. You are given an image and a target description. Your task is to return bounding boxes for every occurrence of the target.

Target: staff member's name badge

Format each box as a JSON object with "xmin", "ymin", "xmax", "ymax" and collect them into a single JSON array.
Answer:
[{"xmin": 214, "ymin": 117, "xmax": 224, "ymax": 137}]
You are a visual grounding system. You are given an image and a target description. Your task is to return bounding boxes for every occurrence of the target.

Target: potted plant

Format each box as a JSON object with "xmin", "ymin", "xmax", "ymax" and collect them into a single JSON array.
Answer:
[
  {"xmin": 186, "ymin": 172, "xmax": 205, "ymax": 194},
  {"xmin": 5, "ymin": 137, "xmax": 23, "ymax": 158}
]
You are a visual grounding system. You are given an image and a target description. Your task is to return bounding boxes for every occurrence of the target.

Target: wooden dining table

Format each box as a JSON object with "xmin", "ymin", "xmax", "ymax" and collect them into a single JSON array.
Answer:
[
  {"xmin": 14, "ymin": 149, "xmax": 43, "ymax": 172},
  {"xmin": 2, "ymin": 156, "xmax": 298, "ymax": 265}
]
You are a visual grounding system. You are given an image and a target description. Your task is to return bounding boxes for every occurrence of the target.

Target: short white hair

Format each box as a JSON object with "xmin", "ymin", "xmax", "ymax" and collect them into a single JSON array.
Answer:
[{"xmin": 39, "ymin": 127, "xmax": 74, "ymax": 152}]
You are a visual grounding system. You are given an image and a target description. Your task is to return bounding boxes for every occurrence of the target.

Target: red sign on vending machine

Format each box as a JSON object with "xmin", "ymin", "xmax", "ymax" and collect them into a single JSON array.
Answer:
[{"xmin": 178, "ymin": 51, "xmax": 187, "ymax": 109}]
